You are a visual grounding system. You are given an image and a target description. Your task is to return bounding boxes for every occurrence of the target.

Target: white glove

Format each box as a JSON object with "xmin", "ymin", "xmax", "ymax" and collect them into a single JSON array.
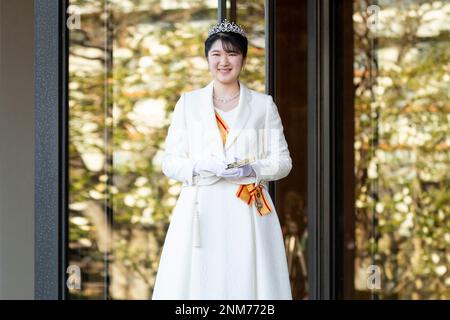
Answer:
[
  {"xmin": 193, "ymin": 155, "xmax": 227, "ymax": 177},
  {"xmin": 217, "ymin": 157, "xmax": 256, "ymax": 179}
]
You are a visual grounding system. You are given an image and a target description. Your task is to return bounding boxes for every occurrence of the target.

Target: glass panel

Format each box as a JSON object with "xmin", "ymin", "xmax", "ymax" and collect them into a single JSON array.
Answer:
[
  {"xmin": 234, "ymin": 0, "xmax": 309, "ymax": 299},
  {"xmin": 68, "ymin": 0, "xmax": 217, "ymax": 299},
  {"xmin": 234, "ymin": 0, "xmax": 265, "ymax": 91},
  {"xmin": 353, "ymin": 0, "xmax": 450, "ymax": 299},
  {"xmin": 274, "ymin": 1, "xmax": 309, "ymax": 300},
  {"xmin": 67, "ymin": 0, "xmax": 108, "ymax": 299}
]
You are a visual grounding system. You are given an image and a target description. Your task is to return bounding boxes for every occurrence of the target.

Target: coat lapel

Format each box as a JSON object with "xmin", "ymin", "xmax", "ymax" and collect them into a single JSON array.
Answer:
[
  {"xmin": 224, "ymin": 80, "xmax": 251, "ymax": 151},
  {"xmin": 198, "ymin": 80, "xmax": 252, "ymax": 157}
]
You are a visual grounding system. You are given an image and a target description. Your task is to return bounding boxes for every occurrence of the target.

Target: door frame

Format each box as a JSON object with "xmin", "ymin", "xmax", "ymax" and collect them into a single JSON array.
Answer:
[
  {"xmin": 307, "ymin": 0, "xmax": 354, "ymax": 299},
  {"xmin": 35, "ymin": 0, "xmax": 69, "ymax": 300}
]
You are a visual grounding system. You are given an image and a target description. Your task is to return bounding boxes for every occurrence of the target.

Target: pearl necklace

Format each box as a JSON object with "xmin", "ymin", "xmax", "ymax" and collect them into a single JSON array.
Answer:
[{"xmin": 213, "ymin": 91, "xmax": 240, "ymax": 103}]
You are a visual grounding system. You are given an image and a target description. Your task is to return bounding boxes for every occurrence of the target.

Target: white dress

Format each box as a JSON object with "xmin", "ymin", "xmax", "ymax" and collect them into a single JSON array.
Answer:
[
  {"xmin": 152, "ymin": 104, "xmax": 293, "ymax": 300},
  {"xmin": 214, "ymin": 105, "xmax": 239, "ymax": 128}
]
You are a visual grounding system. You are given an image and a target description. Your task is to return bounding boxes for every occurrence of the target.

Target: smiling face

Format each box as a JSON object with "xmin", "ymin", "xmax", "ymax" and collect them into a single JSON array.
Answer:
[{"xmin": 207, "ymin": 39, "xmax": 246, "ymax": 85}]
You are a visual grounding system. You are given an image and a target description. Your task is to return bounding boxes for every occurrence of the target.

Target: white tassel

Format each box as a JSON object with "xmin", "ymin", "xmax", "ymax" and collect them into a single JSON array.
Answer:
[
  {"xmin": 192, "ymin": 212, "xmax": 201, "ymax": 248},
  {"xmin": 192, "ymin": 185, "xmax": 201, "ymax": 248}
]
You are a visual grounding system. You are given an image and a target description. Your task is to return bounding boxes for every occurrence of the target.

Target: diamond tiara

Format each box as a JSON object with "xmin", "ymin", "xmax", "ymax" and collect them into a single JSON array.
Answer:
[{"xmin": 207, "ymin": 19, "xmax": 247, "ymax": 38}]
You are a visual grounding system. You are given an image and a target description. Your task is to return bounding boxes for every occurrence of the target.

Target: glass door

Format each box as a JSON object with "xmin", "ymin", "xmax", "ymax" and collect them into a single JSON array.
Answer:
[
  {"xmin": 67, "ymin": 0, "xmax": 219, "ymax": 299},
  {"xmin": 65, "ymin": 0, "xmax": 306, "ymax": 300}
]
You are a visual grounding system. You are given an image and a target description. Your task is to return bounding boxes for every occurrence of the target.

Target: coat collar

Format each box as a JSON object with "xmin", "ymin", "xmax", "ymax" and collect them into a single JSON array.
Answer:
[{"xmin": 199, "ymin": 79, "xmax": 252, "ymax": 157}]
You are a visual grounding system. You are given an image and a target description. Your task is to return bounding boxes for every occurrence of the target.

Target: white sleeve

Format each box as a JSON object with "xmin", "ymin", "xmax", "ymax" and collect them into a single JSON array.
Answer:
[
  {"xmin": 250, "ymin": 96, "xmax": 292, "ymax": 185},
  {"xmin": 161, "ymin": 93, "xmax": 196, "ymax": 185}
]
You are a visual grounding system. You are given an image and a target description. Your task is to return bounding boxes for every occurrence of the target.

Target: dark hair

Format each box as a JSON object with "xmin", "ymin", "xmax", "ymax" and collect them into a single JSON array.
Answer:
[{"xmin": 204, "ymin": 32, "xmax": 248, "ymax": 59}]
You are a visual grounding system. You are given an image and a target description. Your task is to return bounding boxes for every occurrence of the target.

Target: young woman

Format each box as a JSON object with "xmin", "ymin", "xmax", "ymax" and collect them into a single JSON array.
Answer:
[{"xmin": 152, "ymin": 19, "xmax": 293, "ymax": 300}]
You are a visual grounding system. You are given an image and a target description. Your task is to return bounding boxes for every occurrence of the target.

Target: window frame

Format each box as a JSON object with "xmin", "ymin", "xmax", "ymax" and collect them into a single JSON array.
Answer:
[{"xmin": 307, "ymin": 0, "xmax": 354, "ymax": 299}]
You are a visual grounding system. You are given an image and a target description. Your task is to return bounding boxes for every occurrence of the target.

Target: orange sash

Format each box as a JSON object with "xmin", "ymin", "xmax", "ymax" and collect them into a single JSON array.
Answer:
[{"xmin": 214, "ymin": 110, "xmax": 272, "ymax": 216}]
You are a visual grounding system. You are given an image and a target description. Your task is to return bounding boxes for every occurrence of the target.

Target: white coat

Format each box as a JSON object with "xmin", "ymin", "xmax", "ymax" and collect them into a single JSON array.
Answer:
[{"xmin": 152, "ymin": 80, "xmax": 293, "ymax": 300}]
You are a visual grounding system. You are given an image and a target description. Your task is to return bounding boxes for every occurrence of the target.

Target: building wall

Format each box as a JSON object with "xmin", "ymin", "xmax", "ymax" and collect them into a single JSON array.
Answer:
[{"xmin": 0, "ymin": 0, "xmax": 35, "ymax": 299}]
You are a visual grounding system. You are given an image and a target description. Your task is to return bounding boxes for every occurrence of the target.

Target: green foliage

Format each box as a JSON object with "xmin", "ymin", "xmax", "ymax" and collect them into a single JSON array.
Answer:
[
  {"xmin": 67, "ymin": 0, "xmax": 266, "ymax": 299},
  {"xmin": 354, "ymin": 0, "xmax": 449, "ymax": 299}
]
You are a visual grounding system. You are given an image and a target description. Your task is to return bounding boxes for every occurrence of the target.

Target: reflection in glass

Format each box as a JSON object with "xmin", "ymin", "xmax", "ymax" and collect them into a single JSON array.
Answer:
[
  {"xmin": 234, "ymin": 1, "xmax": 265, "ymax": 92},
  {"xmin": 353, "ymin": 0, "xmax": 450, "ymax": 299},
  {"xmin": 68, "ymin": 0, "xmax": 218, "ymax": 299}
]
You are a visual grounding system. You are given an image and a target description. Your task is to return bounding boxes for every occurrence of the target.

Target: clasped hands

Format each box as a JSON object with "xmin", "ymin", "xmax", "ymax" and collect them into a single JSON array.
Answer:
[{"xmin": 193, "ymin": 155, "xmax": 255, "ymax": 179}]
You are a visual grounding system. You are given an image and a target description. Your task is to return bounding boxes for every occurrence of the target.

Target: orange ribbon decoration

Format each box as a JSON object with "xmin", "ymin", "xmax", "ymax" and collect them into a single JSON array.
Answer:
[
  {"xmin": 214, "ymin": 110, "xmax": 272, "ymax": 216},
  {"xmin": 235, "ymin": 184, "xmax": 272, "ymax": 216},
  {"xmin": 215, "ymin": 111, "xmax": 229, "ymax": 145}
]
